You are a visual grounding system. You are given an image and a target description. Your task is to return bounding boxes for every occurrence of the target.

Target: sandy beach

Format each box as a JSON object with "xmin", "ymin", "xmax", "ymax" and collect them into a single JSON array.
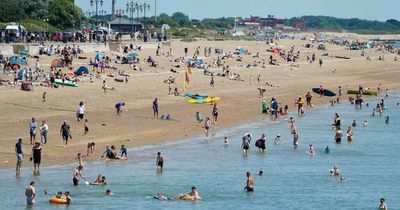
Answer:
[{"xmin": 1, "ymin": 37, "xmax": 399, "ymax": 169}]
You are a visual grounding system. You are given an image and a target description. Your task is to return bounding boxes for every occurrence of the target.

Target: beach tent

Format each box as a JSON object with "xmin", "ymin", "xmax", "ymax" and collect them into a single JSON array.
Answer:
[
  {"xmin": 95, "ymin": 53, "xmax": 103, "ymax": 61},
  {"xmin": 10, "ymin": 55, "xmax": 28, "ymax": 65},
  {"xmin": 362, "ymin": 44, "xmax": 372, "ymax": 49},
  {"xmin": 318, "ymin": 44, "xmax": 326, "ymax": 50},
  {"xmin": 129, "ymin": 51, "xmax": 139, "ymax": 57},
  {"xmin": 17, "ymin": 69, "xmax": 26, "ymax": 80},
  {"xmin": 50, "ymin": 58, "xmax": 64, "ymax": 68},
  {"xmin": 74, "ymin": 66, "xmax": 89, "ymax": 76}
]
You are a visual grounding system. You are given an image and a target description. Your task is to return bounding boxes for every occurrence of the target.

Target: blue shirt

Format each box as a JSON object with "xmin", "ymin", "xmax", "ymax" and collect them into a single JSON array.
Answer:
[{"xmin": 15, "ymin": 142, "xmax": 22, "ymax": 154}]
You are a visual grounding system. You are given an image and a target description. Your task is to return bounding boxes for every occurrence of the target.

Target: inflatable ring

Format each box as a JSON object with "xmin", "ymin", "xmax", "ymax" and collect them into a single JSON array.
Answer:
[{"xmin": 49, "ymin": 197, "xmax": 68, "ymax": 204}]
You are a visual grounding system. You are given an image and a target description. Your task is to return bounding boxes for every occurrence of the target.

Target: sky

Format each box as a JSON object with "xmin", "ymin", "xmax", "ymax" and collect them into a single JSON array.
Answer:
[{"xmin": 75, "ymin": 0, "xmax": 400, "ymax": 21}]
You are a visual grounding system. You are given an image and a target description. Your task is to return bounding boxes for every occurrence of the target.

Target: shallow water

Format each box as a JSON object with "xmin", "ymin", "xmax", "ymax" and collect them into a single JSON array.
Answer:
[{"xmin": 1, "ymin": 92, "xmax": 400, "ymax": 210}]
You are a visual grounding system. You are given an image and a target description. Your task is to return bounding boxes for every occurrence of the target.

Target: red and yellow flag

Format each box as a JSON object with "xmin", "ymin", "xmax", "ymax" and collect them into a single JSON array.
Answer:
[{"xmin": 184, "ymin": 65, "xmax": 191, "ymax": 90}]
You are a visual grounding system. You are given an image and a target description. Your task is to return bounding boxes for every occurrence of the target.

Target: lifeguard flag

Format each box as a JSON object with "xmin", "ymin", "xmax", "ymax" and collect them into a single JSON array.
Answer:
[{"xmin": 184, "ymin": 65, "xmax": 191, "ymax": 90}]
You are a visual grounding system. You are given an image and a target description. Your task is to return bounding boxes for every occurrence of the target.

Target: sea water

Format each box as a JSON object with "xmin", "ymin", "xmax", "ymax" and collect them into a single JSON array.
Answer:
[{"xmin": 1, "ymin": 92, "xmax": 399, "ymax": 210}]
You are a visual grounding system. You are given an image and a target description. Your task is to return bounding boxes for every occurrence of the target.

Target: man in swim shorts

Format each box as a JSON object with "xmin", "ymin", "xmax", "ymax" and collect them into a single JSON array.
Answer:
[
  {"xmin": 156, "ymin": 152, "xmax": 164, "ymax": 171},
  {"xmin": 244, "ymin": 172, "xmax": 254, "ymax": 192},
  {"xmin": 25, "ymin": 181, "xmax": 36, "ymax": 205},
  {"xmin": 73, "ymin": 166, "xmax": 84, "ymax": 186},
  {"xmin": 15, "ymin": 138, "xmax": 23, "ymax": 175}
]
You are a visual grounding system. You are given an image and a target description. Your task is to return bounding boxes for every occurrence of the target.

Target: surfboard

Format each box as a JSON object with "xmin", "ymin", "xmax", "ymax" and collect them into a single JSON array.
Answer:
[{"xmin": 312, "ymin": 88, "xmax": 336, "ymax": 97}]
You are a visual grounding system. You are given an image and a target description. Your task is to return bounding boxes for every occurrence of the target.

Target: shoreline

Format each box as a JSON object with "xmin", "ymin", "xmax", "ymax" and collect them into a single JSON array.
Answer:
[{"xmin": 0, "ymin": 88, "xmax": 397, "ymax": 172}]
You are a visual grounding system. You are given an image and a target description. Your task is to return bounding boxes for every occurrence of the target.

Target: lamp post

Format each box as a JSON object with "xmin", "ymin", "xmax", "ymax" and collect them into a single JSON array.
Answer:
[
  {"xmin": 126, "ymin": 1, "xmax": 139, "ymax": 34},
  {"xmin": 90, "ymin": 0, "xmax": 104, "ymax": 29},
  {"xmin": 140, "ymin": 3, "xmax": 150, "ymax": 30},
  {"xmin": 154, "ymin": 0, "xmax": 157, "ymax": 23}
]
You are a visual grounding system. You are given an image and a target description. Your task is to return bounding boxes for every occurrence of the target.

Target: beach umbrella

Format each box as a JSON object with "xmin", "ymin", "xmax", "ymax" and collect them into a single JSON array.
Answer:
[
  {"xmin": 95, "ymin": 53, "xmax": 103, "ymax": 61},
  {"xmin": 129, "ymin": 51, "xmax": 139, "ymax": 57}
]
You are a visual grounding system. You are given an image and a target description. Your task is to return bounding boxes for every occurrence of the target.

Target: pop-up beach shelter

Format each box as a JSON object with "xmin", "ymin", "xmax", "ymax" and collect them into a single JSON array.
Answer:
[
  {"xmin": 95, "ymin": 53, "xmax": 103, "ymax": 61},
  {"xmin": 74, "ymin": 66, "xmax": 89, "ymax": 76},
  {"xmin": 50, "ymin": 58, "xmax": 64, "ymax": 68}
]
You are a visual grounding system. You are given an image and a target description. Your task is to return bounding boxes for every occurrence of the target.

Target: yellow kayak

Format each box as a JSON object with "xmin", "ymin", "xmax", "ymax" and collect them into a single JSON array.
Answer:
[{"xmin": 188, "ymin": 97, "xmax": 220, "ymax": 104}]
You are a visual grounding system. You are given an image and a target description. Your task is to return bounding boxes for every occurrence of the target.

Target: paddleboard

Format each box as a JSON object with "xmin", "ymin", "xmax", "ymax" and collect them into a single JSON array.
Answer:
[{"xmin": 312, "ymin": 88, "xmax": 336, "ymax": 97}]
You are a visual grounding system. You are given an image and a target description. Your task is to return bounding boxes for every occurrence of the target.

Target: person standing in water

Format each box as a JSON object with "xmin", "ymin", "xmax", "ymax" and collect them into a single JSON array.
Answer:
[
  {"xmin": 335, "ymin": 128, "xmax": 343, "ymax": 144},
  {"xmin": 25, "ymin": 181, "xmax": 36, "ymax": 205},
  {"xmin": 31, "ymin": 141, "xmax": 42, "ymax": 174},
  {"xmin": 156, "ymin": 152, "xmax": 164, "ymax": 171},
  {"xmin": 244, "ymin": 172, "xmax": 254, "ymax": 192},
  {"xmin": 379, "ymin": 198, "xmax": 388, "ymax": 210},
  {"xmin": 292, "ymin": 130, "xmax": 299, "ymax": 149},
  {"xmin": 255, "ymin": 134, "xmax": 266, "ymax": 152},
  {"xmin": 305, "ymin": 92, "xmax": 313, "ymax": 107},
  {"xmin": 73, "ymin": 165, "xmax": 85, "ymax": 186},
  {"xmin": 15, "ymin": 138, "xmax": 23, "ymax": 176},
  {"xmin": 204, "ymin": 117, "xmax": 211, "ymax": 137},
  {"xmin": 346, "ymin": 127, "xmax": 353, "ymax": 141},
  {"xmin": 242, "ymin": 133, "xmax": 252, "ymax": 155}
]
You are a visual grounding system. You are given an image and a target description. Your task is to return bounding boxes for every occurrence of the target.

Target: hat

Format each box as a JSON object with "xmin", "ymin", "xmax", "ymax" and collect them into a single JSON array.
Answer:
[
  {"xmin": 34, "ymin": 141, "xmax": 40, "ymax": 144},
  {"xmin": 277, "ymin": 134, "xmax": 281, "ymax": 137}
]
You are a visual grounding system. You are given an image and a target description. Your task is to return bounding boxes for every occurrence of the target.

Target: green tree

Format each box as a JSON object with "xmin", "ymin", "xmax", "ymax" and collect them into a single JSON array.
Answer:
[
  {"xmin": 171, "ymin": 12, "xmax": 190, "ymax": 27},
  {"xmin": 22, "ymin": 0, "xmax": 50, "ymax": 19},
  {"xmin": 47, "ymin": 0, "xmax": 84, "ymax": 30}
]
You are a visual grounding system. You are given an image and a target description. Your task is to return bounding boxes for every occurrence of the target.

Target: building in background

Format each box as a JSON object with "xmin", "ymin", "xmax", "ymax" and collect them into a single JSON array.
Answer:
[
  {"xmin": 108, "ymin": 16, "xmax": 142, "ymax": 34},
  {"xmin": 292, "ymin": 18, "xmax": 305, "ymax": 31}
]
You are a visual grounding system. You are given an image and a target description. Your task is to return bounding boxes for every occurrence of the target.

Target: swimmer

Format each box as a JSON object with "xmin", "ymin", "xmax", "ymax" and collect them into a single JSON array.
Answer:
[
  {"xmin": 244, "ymin": 172, "xmax": 254, "ymax": 192},
  {"xmin": 154, "ymin": 192, "xmax": 168, "ymax": 200},
  {"xmin": 352, "ymin": 120, "xmax": 357, "ymax": 127},
  {"xmin": 385, "ymin": 116, "xmax": 389, "ymax": 124},
  {"xmin": 106, "ymin": 189, "xmax": 114, "ymax": 196},
  {"xmin": 274, "ymin": 134, "xmax": 281, "ymax": 145},
  {"xmin": 363, "ymin": 120, "xmax": 368, "ymax": 127},
  {"xmin": 224, "ymin": 137, "xmax": 229, "ymax": 145},
  {"xmin": 64, "ymin": 191, "xmax": 72, "ymax": 205},
  {"xmin": 258, "ymin": 170, "xmax": 264, "ymax": 176},
  {"xmin": 55, "ymin": 191, "xmax": 62, "ymax": 198},
  {"xmin": 333, "ymin": 165, "xmax": 340, "ymax": 176},
  {"xmin": 379, "ymin": 198, "xmax": 388, "ymax": 210},
  {"xmin": 324, "ymin": 146, "xmax": 331, "ymax": 154},
  {"xmin": 340, "ymin": 176, "xmax": 346, "ymax": 181},
  {"xmin": 309, "ymin": 144, "xmax": 315, "ymax": 155},
  {"xmin": 176, "ymin": 186, "xmax": 201, "ymax": 200}
]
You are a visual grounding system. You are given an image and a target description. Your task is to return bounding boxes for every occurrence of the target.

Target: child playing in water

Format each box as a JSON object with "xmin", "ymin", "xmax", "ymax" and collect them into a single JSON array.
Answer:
[
  {"xmin": 77, "ymin": 153, "xmax": 83, "ymax": 167},
  {"xmin": 120, "ymin": 145, "xmax": 127, "ymax": 158},
  {"xmin": 309, "ymin": 144, "xmax": 315, "ymax": 155},
  {"xmin": 363, "ymin": 120, "xmax": 368, "ymax": 127},
  {"xmin": 224, "ymin": 137, "xmax": 229, "ymax": 145},
  {"xmin": 385, "ymin": 116, "xmax": 389, "ymax": 124}
]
